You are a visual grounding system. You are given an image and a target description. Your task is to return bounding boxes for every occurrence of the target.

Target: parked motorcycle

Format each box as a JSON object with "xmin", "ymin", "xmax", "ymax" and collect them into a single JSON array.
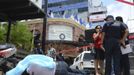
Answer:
[{"xmin": 0, "ymin": 44, "xmax": 17, "ymax": 74}]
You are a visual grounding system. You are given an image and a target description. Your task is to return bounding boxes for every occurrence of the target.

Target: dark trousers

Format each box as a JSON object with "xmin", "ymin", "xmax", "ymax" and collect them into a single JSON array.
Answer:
[
  {"xmin": 34, "ymin": 48, "xmax": 43, "ymax": 54},
  {"xmin": 120, "ymin": 54, "xmax": 130, "ymax": 75},
  {"xmin": 104, "ymin": 38, "xmax": 121, "ymax": 75}
]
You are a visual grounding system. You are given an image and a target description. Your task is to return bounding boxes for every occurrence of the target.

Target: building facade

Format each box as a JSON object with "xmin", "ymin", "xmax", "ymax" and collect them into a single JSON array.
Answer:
[{"xmin": 26, "ymin": 18, "xmax": 86, "ymax": 57}]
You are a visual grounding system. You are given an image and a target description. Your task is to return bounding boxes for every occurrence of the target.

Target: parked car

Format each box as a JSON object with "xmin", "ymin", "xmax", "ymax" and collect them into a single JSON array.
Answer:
[{"xmin": 70, "ymin": 51, "xmax": 95, "ymax": 74}]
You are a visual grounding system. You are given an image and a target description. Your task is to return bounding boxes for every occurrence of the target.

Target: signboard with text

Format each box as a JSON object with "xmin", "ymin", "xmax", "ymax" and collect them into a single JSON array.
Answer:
[
  {"xmin": 89, "ymin": 14, "xmax": 106, "ymax": 22},
  {"xmin": 48, "ymin": 25, "xmax": 73, "ymax": 41},
  {"xmin": 128, "ymin": 35, "xmax": 134, "ymax": 39}
]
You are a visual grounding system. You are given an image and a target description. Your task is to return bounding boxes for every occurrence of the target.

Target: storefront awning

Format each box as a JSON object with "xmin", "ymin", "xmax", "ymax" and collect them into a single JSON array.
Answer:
[{"xmin": 0, "ymin": 0, "xmax": 45, "ymax": 22}]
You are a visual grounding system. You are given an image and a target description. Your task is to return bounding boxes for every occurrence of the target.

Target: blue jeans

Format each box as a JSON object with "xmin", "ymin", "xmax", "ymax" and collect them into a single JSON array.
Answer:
[{"xmin": 104, "ymin": 38, "xmax": 121, "ymax": 75}]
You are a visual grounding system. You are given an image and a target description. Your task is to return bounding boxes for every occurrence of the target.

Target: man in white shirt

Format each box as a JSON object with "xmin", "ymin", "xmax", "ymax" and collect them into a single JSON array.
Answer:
[{"xmin": 47, "ymin": 44, "xmax": 56, "ymax": 59}]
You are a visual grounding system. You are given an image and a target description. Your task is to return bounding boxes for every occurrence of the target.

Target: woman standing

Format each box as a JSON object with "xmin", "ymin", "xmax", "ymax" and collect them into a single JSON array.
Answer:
[{"xmin": 93, "ymin": 25, "xmax": 105, "ymax": 75}]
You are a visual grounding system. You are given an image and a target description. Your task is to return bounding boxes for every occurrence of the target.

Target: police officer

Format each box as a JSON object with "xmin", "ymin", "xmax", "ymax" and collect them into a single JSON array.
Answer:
[
  {"xmin": 102, "ymin": 15, "xmax": 128, "ymax": 75},
  {"xmin": 116, "ymin": 16, "xmax": 130, "ymax": 75}
]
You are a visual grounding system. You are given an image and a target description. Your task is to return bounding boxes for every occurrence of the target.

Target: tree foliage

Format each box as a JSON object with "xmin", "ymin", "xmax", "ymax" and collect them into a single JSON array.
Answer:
[
  {"xmin": 0, "ymin": 22, "xmax": 33, "ymax": 51},
  {"xmin": 0, "ymin": 24, "xmax": 6, "ymax": 43}
]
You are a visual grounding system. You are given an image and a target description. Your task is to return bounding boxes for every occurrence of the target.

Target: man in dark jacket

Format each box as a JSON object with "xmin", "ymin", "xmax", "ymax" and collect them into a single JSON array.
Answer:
[
  {"xmin": 116, "ymin": 16, "xmax": 130, "ymax": 75},
  {"xmin": 102, "ymin": 15, "xmax": 128, "ymax": 75}
]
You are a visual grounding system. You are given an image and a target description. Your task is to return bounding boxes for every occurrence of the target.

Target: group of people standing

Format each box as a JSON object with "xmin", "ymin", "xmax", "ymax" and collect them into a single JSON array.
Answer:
[{"xmin": 93, "ymin": 15, "xmax": 130, "ymax": 75}]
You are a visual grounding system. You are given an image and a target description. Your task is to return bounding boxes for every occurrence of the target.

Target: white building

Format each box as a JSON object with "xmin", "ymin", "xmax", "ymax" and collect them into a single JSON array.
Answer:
[{"xmin": 88, "ymin": 0, "xmax": 107, "ymax": 29}]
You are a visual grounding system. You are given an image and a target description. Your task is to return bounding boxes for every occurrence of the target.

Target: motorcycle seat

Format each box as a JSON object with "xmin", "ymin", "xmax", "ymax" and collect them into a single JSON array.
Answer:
[{"xmin": 0, "ymin": 45, "xmax": 10, "ymax": 51}]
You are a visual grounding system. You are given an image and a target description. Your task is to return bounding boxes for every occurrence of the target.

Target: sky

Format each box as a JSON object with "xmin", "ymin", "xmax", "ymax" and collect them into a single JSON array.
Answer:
[{"xmin": 102, "ymin": 0, "xmax": 134, "ymax": 33}]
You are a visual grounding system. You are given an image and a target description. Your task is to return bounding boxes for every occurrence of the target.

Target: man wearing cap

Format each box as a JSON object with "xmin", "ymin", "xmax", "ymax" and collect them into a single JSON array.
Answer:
[{"xmin": 102, "ymin": 15, "xmax": 128, "ymax": 75}]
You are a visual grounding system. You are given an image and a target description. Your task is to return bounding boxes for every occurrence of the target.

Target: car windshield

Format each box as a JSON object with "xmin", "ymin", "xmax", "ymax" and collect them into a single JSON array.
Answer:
[{"xmin": 83, "ymin": 53, "xmax": 94, "ymax": 61}]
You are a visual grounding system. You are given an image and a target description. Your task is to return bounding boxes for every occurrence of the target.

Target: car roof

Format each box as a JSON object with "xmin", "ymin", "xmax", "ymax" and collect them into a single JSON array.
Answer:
[
  {"xmin": 82, "ymin": 51, "xmax": 91, "ymax": 54},
  {"xmin": 76, "ymin": 51, "xmax": 92, "ymax": 58}
]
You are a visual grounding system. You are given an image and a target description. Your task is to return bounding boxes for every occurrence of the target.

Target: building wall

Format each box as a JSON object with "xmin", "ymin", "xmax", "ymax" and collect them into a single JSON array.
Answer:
[
  {"xmin": 26, "ymin": 19, "xmax": 86, "ymax": 57},
  {"xmin": 27, "ymin": 19, "xmax": 85, "ymax": 41}
]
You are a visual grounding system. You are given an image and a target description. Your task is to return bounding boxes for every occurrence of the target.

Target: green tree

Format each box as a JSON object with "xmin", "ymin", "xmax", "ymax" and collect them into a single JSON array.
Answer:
[
  {"xmin": 0, "ymin": 22, "xmax": 33, "ymax": 51},
  {"xmin": 10, "ymin": 22, "xmax": 33, "ymax": 51},
  {"xmin": 0, "ymin": 24, "xmax": 7, "ymax": 43}
]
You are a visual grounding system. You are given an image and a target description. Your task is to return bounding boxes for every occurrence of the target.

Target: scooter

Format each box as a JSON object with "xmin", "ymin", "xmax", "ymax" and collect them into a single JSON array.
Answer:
[{"xmin": 0, "ymin": 44, "xmax": 17, "ymax": 74}]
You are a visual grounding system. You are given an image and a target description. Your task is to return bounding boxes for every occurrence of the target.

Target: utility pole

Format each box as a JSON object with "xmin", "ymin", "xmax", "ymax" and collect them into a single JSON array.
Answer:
[
  {"xmin": 6, "ymin": 20, "xmax": 12, "ymax": 43},
  {"xmin": 42, "ymin": 0, "xmax": 48, "ymax": 54}
]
